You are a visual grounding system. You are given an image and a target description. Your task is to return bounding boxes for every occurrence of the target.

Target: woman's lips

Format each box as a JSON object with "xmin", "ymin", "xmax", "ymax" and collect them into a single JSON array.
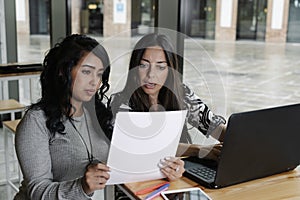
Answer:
[
  {"xmin": 85, "ymin": 89, "xmax": 96, "ymax": 96},
  {"xmin": 143, "ymin": 83, "xmax": 156, "ymax": 89}
]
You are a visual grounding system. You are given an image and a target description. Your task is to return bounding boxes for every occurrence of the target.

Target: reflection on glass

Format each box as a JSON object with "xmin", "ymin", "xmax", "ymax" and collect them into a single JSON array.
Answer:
[
  {"xmin": 287, "ymin": 0, "xmax": 300, "ymax": 42},
  {"xmin": 18, "ymin": 0, "xmax": 50, "ymax": 63},
  {"xmin": 237, "ymin": 0, "xmax": 267, "ymax": 41},
  {"xmin": 181, "ymin": 0, "xmax": 216, "ymax": 39},
  {"xmin": 15, "ymin": 0, "xmax": 50, "ymax": 104},
  {"xmin": 131, "ymin": 0, "xmax": 156, "ymax": 35},
  {"xmin": 80, "ymin": 0, "xmax": 104, "ymax": 36}
]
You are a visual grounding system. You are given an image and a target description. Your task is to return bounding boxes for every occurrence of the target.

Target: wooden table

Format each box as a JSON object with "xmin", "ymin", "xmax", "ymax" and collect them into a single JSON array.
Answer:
[
  {"xmin": 119, "ymin": 166, "xmax": 300, "ymax": 200},
  {"xmin": 0, "ymin": 99, "xmax": 25, "ymax": 120}
]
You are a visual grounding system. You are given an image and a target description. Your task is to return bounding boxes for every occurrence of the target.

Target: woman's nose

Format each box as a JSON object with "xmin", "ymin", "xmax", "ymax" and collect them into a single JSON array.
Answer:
[
  {"xmin": 147, "ymin": 65, "xmax": 156, "ymax": 78},
  {"xmin": 90, "ymin": 74, "xmax": 99, "ymax": 86}
]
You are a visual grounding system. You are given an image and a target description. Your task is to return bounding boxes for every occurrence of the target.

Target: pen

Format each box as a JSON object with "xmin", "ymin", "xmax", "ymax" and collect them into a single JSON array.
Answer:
[
  {"xmin": 135, "ymin": 182, "xmax": 170, "ymax": 195},
  {"xmin": 144, "ymin": 183, "xmax": 170, "ymax": 200}
]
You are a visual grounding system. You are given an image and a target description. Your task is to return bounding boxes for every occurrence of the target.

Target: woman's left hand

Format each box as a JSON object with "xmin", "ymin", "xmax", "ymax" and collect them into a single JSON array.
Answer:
[{"xmin": 158, "ymin": 156, "xmax": 185, "ymax": 181}]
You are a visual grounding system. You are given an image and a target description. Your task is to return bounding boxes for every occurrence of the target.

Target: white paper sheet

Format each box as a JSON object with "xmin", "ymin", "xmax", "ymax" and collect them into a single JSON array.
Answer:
[{"xmin": 106, "ymin": 110, "xmax": 187, "ymax": 185}]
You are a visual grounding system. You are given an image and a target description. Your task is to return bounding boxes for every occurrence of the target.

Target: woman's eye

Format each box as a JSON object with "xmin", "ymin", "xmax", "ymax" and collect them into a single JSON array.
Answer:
[
  {"xmin": 82, "ymin": 70, "xmax": 91, "ymax": 75},
  {"xmin": 139, "ymin": 64, "xmax": 149, "ymax": 68},
  {"xmin": 157, "ymin": 65, "xmax": 167, "ymax": 70},
  {"xmin": 97, "ymin": 73, "xmax": 103, "ymax": 78}
]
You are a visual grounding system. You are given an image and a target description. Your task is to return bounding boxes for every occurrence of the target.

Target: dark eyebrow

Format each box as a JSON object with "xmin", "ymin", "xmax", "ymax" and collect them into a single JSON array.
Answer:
[
  {"xmin": 82, "ymin": 64, "xmax": 95, "ymax": 69},
  {"xmin": 141, "ymin": 58, "xmax": 150, "ymax": 63},
  {"xmin": 82, "ymin": 64, "xmax": 104, "ymax": 72},
  {"xmin": 141, "ymin": 58, "xmax": 167, "ymax": 64}
]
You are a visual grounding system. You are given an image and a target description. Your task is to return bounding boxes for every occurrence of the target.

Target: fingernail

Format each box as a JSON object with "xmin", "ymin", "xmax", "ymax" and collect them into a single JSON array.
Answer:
[
  {"xmin": 165, "ymin": 156, "xmax": 172, "ymax": 161},
  {"xmin": 158, "ymin": 163, "xmax": 165, "ymax": 168}
]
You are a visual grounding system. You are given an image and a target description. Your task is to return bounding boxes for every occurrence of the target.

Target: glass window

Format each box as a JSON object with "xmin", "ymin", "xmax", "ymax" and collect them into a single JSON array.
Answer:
[
  {"xmin": 287, "ymin": 0, "xmax": 300, "ymax": 42},
  {"xmin": 131, "ymin": 0, "xmax": 156, "ymax": 35},
  {"xmin": 237, "ymin": 0, "xmax": 267, "ymax": 41},
  {"xmin": 181, "ymin": 0, "xmax": 216, "ymax": 39},
  {"xmin": 83, "ymin": 1, "xmax": 104, "ymax": 35}
]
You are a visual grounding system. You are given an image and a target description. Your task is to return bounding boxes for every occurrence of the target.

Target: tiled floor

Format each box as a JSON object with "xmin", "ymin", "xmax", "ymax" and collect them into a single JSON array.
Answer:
[{"xmin": 1, "ymin": 33, "xmax": 300, "ymax": 199}]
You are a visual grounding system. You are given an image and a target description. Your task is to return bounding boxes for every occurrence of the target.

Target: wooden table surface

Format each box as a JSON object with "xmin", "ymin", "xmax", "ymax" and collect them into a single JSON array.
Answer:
[
  {"xmin": 122, "ymin": 166, "xmax": 300, "ymax": 200},
  {"xmin": 0, "ymin": 99, "xmax": 25, "ymax": 112},
  {"xmin": 3, "ymin": 119, "xmax": 21, "ymax": 133}
]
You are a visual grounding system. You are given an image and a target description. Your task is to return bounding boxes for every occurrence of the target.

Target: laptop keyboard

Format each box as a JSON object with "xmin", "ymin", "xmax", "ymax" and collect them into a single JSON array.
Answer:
[{"xmin": 187, "ymin": 166, "xmax": 216, "ymax": 180}]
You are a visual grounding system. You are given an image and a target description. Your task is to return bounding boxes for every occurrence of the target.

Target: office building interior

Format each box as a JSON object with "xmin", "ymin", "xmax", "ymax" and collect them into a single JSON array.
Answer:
[{"xmin": 0, "ymin": 0, "xmax": 300, "ymax": 199}]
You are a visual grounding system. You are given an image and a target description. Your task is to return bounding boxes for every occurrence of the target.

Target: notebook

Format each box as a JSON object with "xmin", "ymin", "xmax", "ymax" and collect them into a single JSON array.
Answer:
[{"xmin": 183, "ymin": 103, "xmax": 300, "ymax": 189}]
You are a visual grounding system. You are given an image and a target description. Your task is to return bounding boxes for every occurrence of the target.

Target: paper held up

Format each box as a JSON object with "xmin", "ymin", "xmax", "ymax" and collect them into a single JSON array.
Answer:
[{"xmin": 106, "ymin": 110, "xmax": 187, "ymax": 185}]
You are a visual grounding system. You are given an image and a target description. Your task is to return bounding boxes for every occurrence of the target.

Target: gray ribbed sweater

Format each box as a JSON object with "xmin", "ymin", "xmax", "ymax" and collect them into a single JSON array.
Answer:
[{"xmin": 14, "ymin": 108, "xmax": 110, "ymax": 200}]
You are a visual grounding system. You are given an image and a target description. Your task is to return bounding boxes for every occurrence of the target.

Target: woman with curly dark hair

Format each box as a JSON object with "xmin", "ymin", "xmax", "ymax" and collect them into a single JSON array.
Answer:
[{"xmin": 14, "ymin": 34, "xmax": 112, "ymax": 200}]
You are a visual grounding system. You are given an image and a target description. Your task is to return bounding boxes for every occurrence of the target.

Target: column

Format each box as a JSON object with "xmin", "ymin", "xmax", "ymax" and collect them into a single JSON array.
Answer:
[
  {"xmin": 156, "ymin": 0, "xmax": 184, "ymax": 75},
  {"xmin": 50, "ymin": 0, "xmax": 71, "ymax": 47},
  {"xmin": 0, "ymin": 0, "xmax": 7, "ymax": 63},
  {"xmin": 4, "ymin": 0, "xmax": 19, "ymax": 100},
  {"xmin": 265, "ymin": 0, "xmax": 290, "ymax": 42},
  {"xmin": 16, "ymin": 0, "xmax": 30, "ymax": 35},
  {"xmin": 215, "ymin": 0, "xmax": 238, "ymax": 41},
  {"xmin": 103, "ymin": 0, "xmax": 131, "ymax": 37}
]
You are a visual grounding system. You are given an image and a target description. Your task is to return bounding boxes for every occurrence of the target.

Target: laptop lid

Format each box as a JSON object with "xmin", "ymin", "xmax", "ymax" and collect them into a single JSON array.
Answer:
[{"xmin": 184, "ymin": 103, "xmax": 300, "ymax": 188}]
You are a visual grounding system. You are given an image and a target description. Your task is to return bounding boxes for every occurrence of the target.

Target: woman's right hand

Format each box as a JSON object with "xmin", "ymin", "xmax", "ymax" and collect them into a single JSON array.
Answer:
[{"xmin": 82, "ymin": 163, "xmax": 110, "ymax": 195}]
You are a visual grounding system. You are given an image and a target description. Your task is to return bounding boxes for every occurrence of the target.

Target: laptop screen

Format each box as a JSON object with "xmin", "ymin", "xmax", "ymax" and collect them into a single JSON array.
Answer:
[{"xmin": 184, "ymin": 103, "xmax": 300, "ymax": 188}]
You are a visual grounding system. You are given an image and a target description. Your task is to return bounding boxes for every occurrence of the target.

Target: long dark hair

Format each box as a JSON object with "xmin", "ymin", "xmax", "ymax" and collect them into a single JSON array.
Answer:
[
  {"xmin": 31, "ymin": 34, "xmax": 111, "ymax": 135},
  {"xmin": 121, "ymin": 33, "xmax": 183, "ymax": 111}
]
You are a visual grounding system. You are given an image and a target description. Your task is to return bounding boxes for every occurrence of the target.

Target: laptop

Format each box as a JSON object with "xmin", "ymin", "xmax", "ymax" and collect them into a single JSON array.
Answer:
[{"xmin": 183, "ymin": 103, "xmax": 300, "ymax": 189}]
